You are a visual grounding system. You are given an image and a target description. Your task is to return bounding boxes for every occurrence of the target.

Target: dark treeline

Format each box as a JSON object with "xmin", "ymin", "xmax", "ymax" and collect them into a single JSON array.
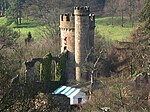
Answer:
[
  {"xmin": 0, "ymin": 0, "xmax": 105, "ymax": 25},
  {"xmin": 0, "ymin": 0, "xmax": 146, "ymax": 27}
]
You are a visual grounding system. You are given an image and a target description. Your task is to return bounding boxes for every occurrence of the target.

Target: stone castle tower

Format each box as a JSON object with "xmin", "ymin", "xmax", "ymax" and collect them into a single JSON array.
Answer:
[{"xmin": 60, "ymin": 6, "xmax": 95, "ymax": 82}]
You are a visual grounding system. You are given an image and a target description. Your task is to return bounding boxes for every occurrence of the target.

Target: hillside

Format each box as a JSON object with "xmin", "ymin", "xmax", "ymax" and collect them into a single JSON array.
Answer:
[
  {"xmin": 0, "ymin": 0, "xmax": 149, "ymax": 111},
  {"xmin": 0, "ymin": 16, "xmax": 134, "ymax": 41},
  {"xmin": 96, "ymin": 17, "xmax": 134, "ymax": 41},
  {"xmin": 0, "ymin": 0, "xmax": 144, "ymax": 41}
]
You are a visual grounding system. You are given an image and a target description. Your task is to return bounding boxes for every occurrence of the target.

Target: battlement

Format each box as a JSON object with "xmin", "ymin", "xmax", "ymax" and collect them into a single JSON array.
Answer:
[
  {"xmin": 60, "ymin": 13, "xmax": 75, "ymax": 29},
  {"xmin": 60, "ymin": 13, "xmax": 75, "ymax": 21},
  {"xmin": 60, "ymin": 6, "xmax": 95, "ymax": 82},
  {"xmin": 74, "ymin": 6, "xmax": 90, "ymax": 16}
]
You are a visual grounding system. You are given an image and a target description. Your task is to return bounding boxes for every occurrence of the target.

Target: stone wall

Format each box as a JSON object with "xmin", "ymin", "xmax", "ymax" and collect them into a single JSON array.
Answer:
[{"xmin": 60, "ymin": 14, "xmax": 75, "ymax": 80}]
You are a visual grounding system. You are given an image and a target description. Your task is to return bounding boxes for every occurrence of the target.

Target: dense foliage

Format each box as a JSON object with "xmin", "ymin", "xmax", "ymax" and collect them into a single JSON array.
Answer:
[
  {"xmin": 0, "ymin": 26, "xmax": 20, "ymax": 94},
  {"xmin": 0, "ymin": 26, "xmax": 19, "ymax": 48},
  {"xmin": 140, "ymin": 0, "xmax": 150, "ymax": 22},
  {"xmin": 130, "ymin": 0, "xmax": 150, "ymax": 74},
  {"xmin": 55, "ymin": 52, "xmax": 67, "ymax": 84},
  {"xmin": 40, "ymin": 53, "xmax": 53, "ymax": 82}
]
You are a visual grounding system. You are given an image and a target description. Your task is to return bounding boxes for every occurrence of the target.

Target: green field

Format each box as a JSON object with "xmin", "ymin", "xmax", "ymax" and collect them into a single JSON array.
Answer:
[
  {"xmin": 96, "ymin": 24, "xmax": 132, "ymax": 41},
  {"xmin": 0, "ymin": 17, "xmax": 43, "ymax": 40},
  {"xmin": 0, "ymin": 17, "xmax": 7, "ymax": 25},
  {"xmin": 13, "ymin": 26, "xmax": 43, "ymax": 40},
  {"xmin": 96, "ymin": 17, "xmax": 135, "ymax": 41},
  {"xmin": 0, "ymin": 17, "xmax": 135, "ymax": 41}
]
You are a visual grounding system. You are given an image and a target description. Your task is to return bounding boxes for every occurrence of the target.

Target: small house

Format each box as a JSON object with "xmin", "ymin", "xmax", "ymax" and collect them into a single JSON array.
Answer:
[{"xmin": 53, "ymin": 86, "xmax": 87, "ymax": 105}]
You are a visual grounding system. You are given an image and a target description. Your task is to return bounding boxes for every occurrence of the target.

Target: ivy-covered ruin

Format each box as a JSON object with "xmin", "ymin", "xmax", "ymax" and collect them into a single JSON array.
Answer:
[{"xmin": 25, "ymin": 51, "xmax": 68, "ymax": 92}]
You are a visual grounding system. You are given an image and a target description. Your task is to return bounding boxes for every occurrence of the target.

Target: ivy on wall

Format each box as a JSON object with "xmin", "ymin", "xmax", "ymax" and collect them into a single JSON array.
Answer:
[
  {"xmin": 40, "ymin": 51, "xmax": 68, "ymax": 87},
  {"xmin": 40, "ymin": 53, "xmax": 52, "ymax": 82},
  {"xmin": 55, "ymin": 51, "xmax": 68, "ymax": 85}
]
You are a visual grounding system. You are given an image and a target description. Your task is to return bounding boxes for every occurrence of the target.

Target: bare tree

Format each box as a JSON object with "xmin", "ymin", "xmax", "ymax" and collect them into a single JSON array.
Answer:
[
  {"xmin": 104, "ymin": 0, "xmax": 119, "ymax": 26},
  {"xmin": 79, "ymin": 76, "xmax": 150, "ymax": 112},
  {"xmin": 117, "ymin": 0, "xmax": 128, "ymax": 27}
]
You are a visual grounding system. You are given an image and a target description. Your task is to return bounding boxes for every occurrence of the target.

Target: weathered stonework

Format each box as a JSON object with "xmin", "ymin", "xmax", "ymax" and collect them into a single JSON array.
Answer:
[
  {"xmin": 25, "ymin": 58, "xmax": 43, "ymax": 83},
  {"xmin": 60, "ymin": 6, "xmax": 95, "ymax": 82},
  {"xmin": 60, "ymin": 13, "xmax": 75, "ymax": 80},
  {"xmin": 74, "ymin": 6, "xmax": 90, "ymax": 81}
]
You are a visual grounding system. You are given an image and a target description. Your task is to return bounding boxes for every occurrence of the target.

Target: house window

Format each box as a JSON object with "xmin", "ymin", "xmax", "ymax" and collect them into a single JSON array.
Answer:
[{"xmin": 78, "ymin": 98, "xmax": 82, "ymax": 103}]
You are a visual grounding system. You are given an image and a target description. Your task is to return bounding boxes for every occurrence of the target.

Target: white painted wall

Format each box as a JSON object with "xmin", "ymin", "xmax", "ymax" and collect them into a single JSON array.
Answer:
[{"xmin": 70, "ymin": 91, "xmax": 87, "ymax": 105}]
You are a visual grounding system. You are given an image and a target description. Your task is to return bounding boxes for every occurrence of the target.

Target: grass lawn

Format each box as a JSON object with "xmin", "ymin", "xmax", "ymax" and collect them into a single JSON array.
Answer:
[
  {"xmin": 96, "ymin": 24, "xmax": 132, "ymax": 41},
  {"xmin": 13, "ymin": 26, "xmax": 43, "ymax": 40},
  {"xmin": 10, "ymin": 18, "xmax": 44, "ymax": 40},
  {"xmin": 0, "ymin": 17, "xmax": 43, "ymax": 40},
  {"xmin": 0, "ymin": 17, "xmax": 7, "ymax": 25},
  {"xmin": 0, "ymin": 16, "xmax": 135, "ymax": 41},
  {"xmin": 96, "ymin": 17, "xmax": 135, "ymax": 41}
]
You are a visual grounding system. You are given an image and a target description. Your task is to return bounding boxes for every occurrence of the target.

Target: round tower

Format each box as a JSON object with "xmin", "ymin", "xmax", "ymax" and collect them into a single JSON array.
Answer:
[
  {"xmin": 59, "ymin": 13, "xmax": 75, "ymax": 80},
  {"xmin": 74, "ymin": 6, "xmax": 90, "ymax": 81}
]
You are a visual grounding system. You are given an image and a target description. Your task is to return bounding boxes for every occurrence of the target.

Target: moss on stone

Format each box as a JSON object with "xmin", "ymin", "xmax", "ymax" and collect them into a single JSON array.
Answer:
[
  {"xmin": 40, "ymin": 51, "xmax": 67, "ymax": 86},
  {"xmin": 55, "ymin": 52, "xmax": 68, "ymax": 84},
  {"xmin": 40, "ymin": 53, "xmax": 52, "ymax": 82}
]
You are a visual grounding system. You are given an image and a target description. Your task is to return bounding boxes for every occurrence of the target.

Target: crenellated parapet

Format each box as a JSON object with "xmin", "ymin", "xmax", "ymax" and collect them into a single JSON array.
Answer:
[
  {"xmin": 89, "ymin": 14, "xmax": 95, "ymax": 29},
  {"xmin": 60, "ymin": 13, "xmax": 75, "ymax": 30},
  {"xmin": 60, "ymin": 13, "xmax": 75, "ymax": 80},
  {"xmin": 74, "ymin": 6, "xmax": 90, "ymax": 16}
]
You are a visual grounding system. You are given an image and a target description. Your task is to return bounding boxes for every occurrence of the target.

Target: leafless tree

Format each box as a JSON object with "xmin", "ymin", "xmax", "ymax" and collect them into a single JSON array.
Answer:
[{"xmin": 104, "ymin": 0, "xmax": 119, "ymax": 26}]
